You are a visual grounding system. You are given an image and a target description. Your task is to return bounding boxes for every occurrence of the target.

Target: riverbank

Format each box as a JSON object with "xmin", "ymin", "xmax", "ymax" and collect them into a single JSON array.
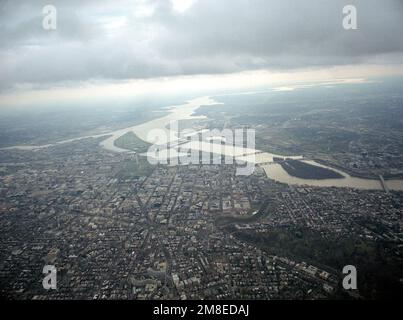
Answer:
[{"xmin": 313, "ymin": 158, "xmax": 403, "ymax": 181}]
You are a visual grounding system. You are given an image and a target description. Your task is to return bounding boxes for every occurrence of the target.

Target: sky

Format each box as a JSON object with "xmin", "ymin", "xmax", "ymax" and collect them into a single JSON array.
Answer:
[{"xmin": 0, "ymin": 0, "xmax": 403, "ymax": 108}]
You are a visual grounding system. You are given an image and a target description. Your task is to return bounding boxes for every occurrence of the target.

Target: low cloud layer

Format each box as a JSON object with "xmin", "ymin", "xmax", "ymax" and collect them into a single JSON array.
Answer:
[{"xmin": 0, "ymin": 0, "xmax": 402, "ymax": 91}]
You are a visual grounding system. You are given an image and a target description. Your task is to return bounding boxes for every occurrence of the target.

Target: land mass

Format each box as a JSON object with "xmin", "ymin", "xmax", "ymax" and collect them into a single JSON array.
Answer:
[
  {"xmin": 280, "ymin": 159, "xmax": 344, "ymax": 179},
  {"xmin": 114, "ymin": 131, "xmax": 151, "ymax": 153}
]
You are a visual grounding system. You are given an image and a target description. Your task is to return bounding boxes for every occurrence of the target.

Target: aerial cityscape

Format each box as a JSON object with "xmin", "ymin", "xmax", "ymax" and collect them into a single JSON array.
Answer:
[{"xmin": 0, "ymin": 0, "xmax": 402, "ymax": 302}]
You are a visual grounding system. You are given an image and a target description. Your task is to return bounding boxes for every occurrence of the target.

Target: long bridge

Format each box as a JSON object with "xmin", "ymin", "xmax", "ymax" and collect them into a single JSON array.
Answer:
[{"xmin": 379, "ymin": 175, "xmax": 389, "ymax": 193}]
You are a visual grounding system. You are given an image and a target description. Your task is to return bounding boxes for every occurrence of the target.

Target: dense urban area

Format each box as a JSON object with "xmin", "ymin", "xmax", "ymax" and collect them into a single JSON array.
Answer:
[{"xmin": 0, "ymin": 128, "xmax": 402, "ymax": 299}]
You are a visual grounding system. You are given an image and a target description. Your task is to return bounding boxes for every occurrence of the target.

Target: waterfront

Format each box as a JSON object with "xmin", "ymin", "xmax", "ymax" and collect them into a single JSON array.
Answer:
[
  {"xmin": 2, "ymin": 96, "xmax": 403, "ymax": 191},
  {"xmin": 262, "ymin": 161, "xmax": 403, "ymax": 191}
]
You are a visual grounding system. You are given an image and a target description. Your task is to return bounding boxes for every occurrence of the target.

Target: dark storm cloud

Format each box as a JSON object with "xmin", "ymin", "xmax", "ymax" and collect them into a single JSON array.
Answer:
[{"xmin": 0, "ymin": 0, "xmax": 402, "ymax": 90}]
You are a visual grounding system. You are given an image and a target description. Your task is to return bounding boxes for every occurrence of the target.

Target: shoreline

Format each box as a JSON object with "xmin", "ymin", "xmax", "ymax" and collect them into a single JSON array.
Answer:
[
  {"xmin": 1, "ymin": 95, "xmax": 402, "ymax": 191},
  {"xmin": 313, "ymin": 158, "xmax": 403, "ymax": 181}
]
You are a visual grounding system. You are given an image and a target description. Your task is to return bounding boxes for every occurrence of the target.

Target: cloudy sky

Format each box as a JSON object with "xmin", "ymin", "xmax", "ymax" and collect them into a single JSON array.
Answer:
[{"xmin": 0, "ymin": 0, "xmax": 403, "ymax": 107}]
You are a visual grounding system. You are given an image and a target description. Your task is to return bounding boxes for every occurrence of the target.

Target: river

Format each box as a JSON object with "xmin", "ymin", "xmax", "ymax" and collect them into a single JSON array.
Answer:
[{"xmin": 2, "ymin": 96, "xmax": 403, "ymax": 191}]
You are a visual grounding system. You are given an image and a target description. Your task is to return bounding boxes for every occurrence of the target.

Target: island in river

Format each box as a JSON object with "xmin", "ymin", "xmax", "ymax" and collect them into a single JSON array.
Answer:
[{"xmin": 279, "ymin": 159, "xmax": 344, "ymax": 180}]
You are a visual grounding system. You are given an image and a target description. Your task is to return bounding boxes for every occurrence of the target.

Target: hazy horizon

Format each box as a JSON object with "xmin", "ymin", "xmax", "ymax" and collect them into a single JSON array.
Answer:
[{"xmin": 1, "ymin": 0, "xmax": 403, "ymax": 108}]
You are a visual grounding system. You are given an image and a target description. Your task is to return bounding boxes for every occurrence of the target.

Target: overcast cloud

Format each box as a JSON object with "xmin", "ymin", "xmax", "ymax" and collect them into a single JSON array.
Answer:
[{"xmin": 0, "ymin": 0, "xmax": 402, "ymax": 91}]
